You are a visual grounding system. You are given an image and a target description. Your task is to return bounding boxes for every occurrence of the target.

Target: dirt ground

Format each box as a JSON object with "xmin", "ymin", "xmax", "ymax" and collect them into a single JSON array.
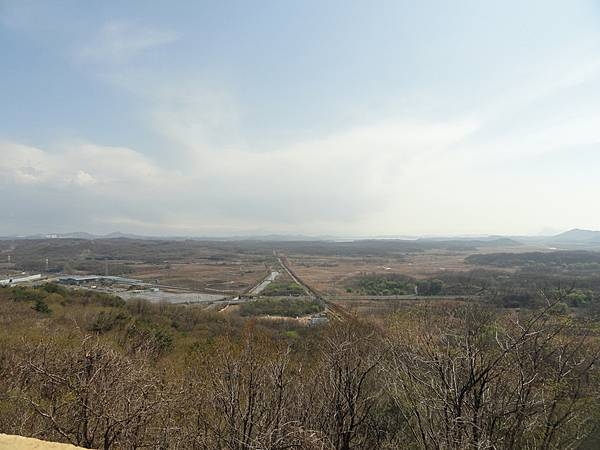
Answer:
[
  {"xmin": 130, "ymin": 261, "xmax": 270, "ymax": 293},
  {"xmin": 0, "ymin": 434, "xmax": 85, "ymax": 450},
  {"xmin": 123, "ymin": 244, "xmax": 537, "ymax": 297},
  {"xmin": 334, "ymin": 298, "xmax": 467, "ymax": 314},
  {"xmin": 3, "ymin": 239, "xmax": 545, "ymax": 299}
]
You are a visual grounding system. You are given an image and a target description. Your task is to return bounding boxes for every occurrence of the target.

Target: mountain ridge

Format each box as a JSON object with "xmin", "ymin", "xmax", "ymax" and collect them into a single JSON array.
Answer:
[{"xmin": 551, "ymin": 228, "xmax": 600, "ymax": 243}]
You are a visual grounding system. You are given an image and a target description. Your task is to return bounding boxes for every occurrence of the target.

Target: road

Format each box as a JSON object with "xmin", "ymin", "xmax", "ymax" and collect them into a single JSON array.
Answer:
[
  {"xmin": 276, "ymin": 252, "xmax": 354, "ymax": 321},
  {"xmin": 248, "ymin": 271, "xmax": 280, "ymax": 295},
  {"xmin": 276, "ymin": 253, "xmax": 321, "ymax": 298}
]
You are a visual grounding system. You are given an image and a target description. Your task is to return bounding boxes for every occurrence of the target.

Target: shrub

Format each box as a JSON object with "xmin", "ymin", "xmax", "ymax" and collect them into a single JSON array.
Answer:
[
  {"xmin": 89, "ymin": 311, "xmax": 130, "ymax": 333},
  {"xmin": 416, "ymin": 279, "xmax": 444, "ymax": 296},
  {"xmin": 31, "ymin": 299, "xmax": 51, "ymax": 314},
  {"xmin": 39, "ymin": 283, "xmax": 68, "ymax": 296}
]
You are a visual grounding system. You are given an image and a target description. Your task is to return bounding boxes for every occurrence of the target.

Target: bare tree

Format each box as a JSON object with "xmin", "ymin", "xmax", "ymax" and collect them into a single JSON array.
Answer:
[
  {"xmin": 185, "ymin": 323, "xmax": 326, "ymax": 450},
  {"xmin": 16, "ymin": 336, "xmax": 168, "ymax": 449},
  {"xmin": 308, "ymin": 321, "xmax": 385, "ymax": 450},
  {"xmin": 383, "ymin": 303, "xmax": 600, "ymax": 449}
]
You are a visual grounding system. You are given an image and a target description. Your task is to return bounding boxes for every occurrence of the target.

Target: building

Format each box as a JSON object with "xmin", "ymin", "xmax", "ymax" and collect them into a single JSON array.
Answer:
[{"xmin": 0, "ymin": 274, "xmax": 43, "ymax": 286}]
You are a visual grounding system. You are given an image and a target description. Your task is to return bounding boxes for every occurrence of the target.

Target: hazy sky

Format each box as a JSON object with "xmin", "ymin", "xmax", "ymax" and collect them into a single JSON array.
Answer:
[{"xmin": 1, "ymin": 1, "xmax": 600, "ymax": 237}]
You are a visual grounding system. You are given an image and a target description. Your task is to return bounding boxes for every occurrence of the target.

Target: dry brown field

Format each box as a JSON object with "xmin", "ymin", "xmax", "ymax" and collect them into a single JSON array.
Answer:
[
  {"xmin": 332, "ymin": 298, "xmax": 469, "ymax": 320},
  {"xmin": 130, "ymin": 261, "xmax": 271, "ymax": 292},
  {"xmin": 0, "ymin": 238, "xmax": 551, "ymax": 298},
  {"xmin": 283, "ymin": 245, "xmax": 530, "ymax": 296}
]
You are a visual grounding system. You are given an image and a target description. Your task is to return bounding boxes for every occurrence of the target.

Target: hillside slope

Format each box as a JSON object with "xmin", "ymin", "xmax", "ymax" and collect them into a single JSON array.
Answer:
[{"xmin": 553, "ymin": 228, "xmax": 600, "ymax": 243}]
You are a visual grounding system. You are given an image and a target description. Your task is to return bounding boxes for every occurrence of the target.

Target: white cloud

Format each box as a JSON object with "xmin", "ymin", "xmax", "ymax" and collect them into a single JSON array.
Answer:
[
  {"xmin": 0, "ymin": 116, "xmax": 479, "ymax": 234},
  {"xmin": 4, "ymin": 12, "xmax": 600, "ymax": 236},
  {"xmin": 2, "ymin": 99, "xmax": 600, "ymax": 236},
  {"xmin": 78, "ymin": 20, "xmax": 179, "ymax": 64},
  {"xmin": 0, "ymin": 141, "xmax": 53, "ymax": 185},
  {"xmin": 72, "ymin": 170, "xmax": 96, "ymax": 187},
  {"xmin": 4, "ymin": 40, "xmax": 600, "ymax": 237},
  {"xmin": 0, "ymin": 140, "xmax": 173, "ymax": 190}
]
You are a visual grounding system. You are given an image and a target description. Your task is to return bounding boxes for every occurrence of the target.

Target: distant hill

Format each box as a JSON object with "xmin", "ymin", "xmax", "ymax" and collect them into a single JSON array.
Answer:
[
  {"xmin": 417, "ymin": 236, "xmax": 522, "ymax": 247},
  {"xmin": 0, "ymin": 232, "xmax": 335, "ymax": 242},
  {"xmin": 1, "ymin": 230, "xmax": 598, "ymax": 247},
  {"xmin": 55, "ymin": 232, "xmax": 98, "ymax": 239},
  {"xmin": 466, "ymin": 250, "xmax": 600, "ymax": 268},
  {"xmin": 104, "ymin": 231, "xmax": 149, "ymax": 239},
  {"xmin": 552, "ymin": 229, "xmax": 600, "ymax": 243}
]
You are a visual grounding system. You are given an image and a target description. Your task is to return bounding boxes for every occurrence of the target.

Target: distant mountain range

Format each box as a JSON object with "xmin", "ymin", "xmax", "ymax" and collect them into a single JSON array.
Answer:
[
  {"xmin": 550, "ymin": 228, "xmax": 600, "ymax": 243},
  {"xmin": 0, "ymin": 231, "xmax": 144, "ymax": 240},
  {"xmin": 0, "ymin": 231, "xmax": 337, "ymax": 242},
  {"xmin": 2, "ymin": 228, "xmax": 600, "ymax": 247}
]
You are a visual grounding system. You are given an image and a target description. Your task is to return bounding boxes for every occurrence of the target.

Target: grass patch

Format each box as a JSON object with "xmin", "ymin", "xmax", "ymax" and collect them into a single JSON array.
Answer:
[
  {"xmin": 262, "ymin": 281, "xmax": 306, "ymax": 297},
  {"xmin": 239, "ymin": 298, "xmax": 323, "ymax": 317}
]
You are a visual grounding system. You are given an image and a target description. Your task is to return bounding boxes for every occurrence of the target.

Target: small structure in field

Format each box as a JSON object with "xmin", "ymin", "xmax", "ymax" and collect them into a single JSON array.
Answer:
[{"xmin": 309, "ymin": 313, "xmax": 329, "ymax": 327}]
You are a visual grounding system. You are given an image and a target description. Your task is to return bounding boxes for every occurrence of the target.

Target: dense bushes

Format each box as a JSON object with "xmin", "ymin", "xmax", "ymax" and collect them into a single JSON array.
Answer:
[
  {"xmin": 89, "ymin": 310, "xmax": 130, "ymax": 333},
  {"xmin": 346, "ymin": 274, "xmax": 447, "ymax": 296},
  {"xmin": 261, "ymin": 281, "xmax": 306, "ymax": 296},
  {"xmin": 351, "ymin": 274, "xmax": 414, "ymax": 295},
  {"xmin": 415, "ymin": 278, "xmax": 443, "ymax": 295},
  {"xmin": 466, "ymin": 250, "xmax": 600, "ymax": 268},
  {"xmin": 239, "ymin": 297, "xmax": 323, "ymax": 317},
  {"xmin": 2, "ymin": 284, "xmax": 125, "ymax": 309}
]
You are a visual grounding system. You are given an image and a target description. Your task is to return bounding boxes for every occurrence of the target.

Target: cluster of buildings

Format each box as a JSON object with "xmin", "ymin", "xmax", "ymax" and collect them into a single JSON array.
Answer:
[{"xmin": 56, "ymin": 275, "xmax": 154, "ymax": 287}]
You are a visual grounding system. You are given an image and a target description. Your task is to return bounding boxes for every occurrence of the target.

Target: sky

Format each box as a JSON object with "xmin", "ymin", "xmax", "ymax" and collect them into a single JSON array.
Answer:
[{"xmin": 1, "ymin": 0, "xmax": 600, "ymax": 237}]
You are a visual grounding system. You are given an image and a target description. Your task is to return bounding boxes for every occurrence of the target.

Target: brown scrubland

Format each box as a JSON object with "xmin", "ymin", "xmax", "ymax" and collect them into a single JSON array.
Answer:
[
  {"xmin": 3, "ymin": 239, "xmax": 600, "ymax": 448},
  {"xmin": 1, "ymin": 283, "xmax": 600, "ymax": 449}
]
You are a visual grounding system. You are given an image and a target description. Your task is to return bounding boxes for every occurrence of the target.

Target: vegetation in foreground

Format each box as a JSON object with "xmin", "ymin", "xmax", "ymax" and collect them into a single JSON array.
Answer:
[{"xmin": 1, "ymin": 283, "xmax": 600, "ymax": 449}]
